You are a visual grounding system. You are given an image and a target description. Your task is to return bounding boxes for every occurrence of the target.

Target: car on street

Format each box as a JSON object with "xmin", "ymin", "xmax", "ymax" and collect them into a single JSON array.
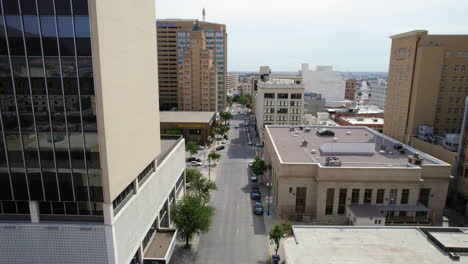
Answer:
[
  {"xmin": 198, "ymin": 145, "xmax": 204, "ymax": 150},
  {"xmin": 221, "ymin": 139, "xmax": 227, "ymax": 144},
  {"xmin": 187, "ymin": 157, "xmax": 201, "ymax": 162},
  {"xmin": 234, "ymin": 124, "xmax": 239, "ymax": 129},
  {"xmin": 253, "ymin": 201, "xmax": 263, "ymax": 215},
  {"xmin": 250, "ymin": 173, "xmax": 258, "ymax": 182},
  {"xmin": 251, "ymin": 187, "xmax": 261, "ymax": 200},
  {"xmin": 215, "ymin": 146, "xmax": 225, "ymax": 151},
  {"xmin": 187, "ymin": 161, "xmax": 202, "ymax": 166},
  {"xmin": 248, "ymin": 140, "xmax": 253, "ymax": 145},
  {"xmin": 248, "ymin": 160, "xmax": 255, "ymax": 167},
  {"xmin": 223, "ymin": 134, "xmax": 228, "ymax": 140}
]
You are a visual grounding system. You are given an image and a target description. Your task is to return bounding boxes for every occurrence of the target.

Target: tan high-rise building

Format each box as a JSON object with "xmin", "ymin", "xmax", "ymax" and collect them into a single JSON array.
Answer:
[
  {"xmin": 227, "ymin": 74, "xmax": 239, "ymax": 95},
  {"xmin": 345, "ymin": 78, "xmax": 357, "ymax": 101},
  {"xmin": 384, "ymin": 30, "xmax": 468, "ymax": 143},
  {"xmin": 0, "ymin": 1, "xmax": 186, "ymax": 263},
  {"xmin": 157, "ymin": 19, "xmax": 227, "ymax": 111},
  {"xmin": 178, "ymin": 22, "xmax": 218, "ymax": 111}
]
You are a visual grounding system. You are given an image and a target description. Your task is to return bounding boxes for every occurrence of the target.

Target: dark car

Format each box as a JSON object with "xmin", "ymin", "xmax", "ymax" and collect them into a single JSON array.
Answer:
[
  {"xmin": 250, "ymin": 171, "xmax": 258, "ymax": 182},
  {"xmin": 223, "ymin": 134, "xmax": 228, "ymax": 140},
  {"xmin": 251, "ymin": 187, "xmax": 261, "ymax": 200},
  {"xmin": 187, "ymin": 157, "xmax": 201, "ymax": 162},
  {"xmin": 216, "ymin": 146, "xmax": 225, "ymax": 151},
  {"xmin": 254, "ymin": 201, "xmax": 263, "ymax": 215}
]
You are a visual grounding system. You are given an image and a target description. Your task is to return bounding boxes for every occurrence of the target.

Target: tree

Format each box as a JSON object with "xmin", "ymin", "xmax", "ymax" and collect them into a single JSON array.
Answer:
[
  {"xmin": 219, "ymin": 111, "xmax": 233, "ymax": 124},
  {"xmin": 185, "ymin": 168, "xmax": 201, "ymax": 183},
  {"xmin": 368, "ymin": 93, "xmax": 372, "ymax": 97},
  {"xmin": 251, "ymin": 156, "xmax": 265, "ymax": 176},
  {"xmin": 167, "ymin": 129, "xmax": 181, "ymax": 135},
  {"xmin": 171, "ymin": 195, "xmax": 215, "ymax": 248},
  {"xmin": 227, "ymin": 95, "xmax": 233, "ymax": 107},
  {"xmin": 238, "ymin": 94, "xmax": 252, "ymax": 107},
  {"xmin": 190, "ymin": 171, "xmax": 217, "ymax": 204},
  {"xmin": 185, "ymin": 141, "xmax": 199, "ymax": 157},
  {"xmin": 208, "ymin": 151, "xmax": 221, "ymax": 162},
  {"xmin": 269, "ymin": 223, "xmax": 293, "ymax": 256},
  {"xmin": 215, "ymin": 124, "xmax": 229, "ymax": 135},
  {"xmin": 357, "ymin": 92, "xmax": 362, "ymax": 97}
]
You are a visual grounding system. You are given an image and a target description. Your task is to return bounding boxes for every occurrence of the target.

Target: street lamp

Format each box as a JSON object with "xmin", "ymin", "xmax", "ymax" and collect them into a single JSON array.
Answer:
[
  {"xmin": 266, "ymin": 182, "xmax": 272, "ymax": 216},
  {"xmin": 207, "ymin": 158, "xmax": 212, "ymax": 181}
]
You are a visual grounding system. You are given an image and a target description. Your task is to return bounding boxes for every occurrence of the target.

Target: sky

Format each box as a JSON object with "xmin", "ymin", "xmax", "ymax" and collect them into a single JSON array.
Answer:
[{"xmin": 156, "ymin": 0, "xmax": 468, "ymax": 73}]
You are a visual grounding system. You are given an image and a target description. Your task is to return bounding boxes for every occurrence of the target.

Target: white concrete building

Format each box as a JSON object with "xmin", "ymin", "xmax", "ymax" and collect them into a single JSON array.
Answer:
[
  {"xmin": 369, "ymin": 79, "xmax": 388, "ymax": 109},
  {"xmin": 300, "ymin": 64, "xmax": 346, "ymax": 101},
  {"xmin": 227, "ymin": 74, "xmax": 239, "ymax": 95},
  {"xmin": 254, "ymin": 79, "xmax": 304, "ymax": 142}
]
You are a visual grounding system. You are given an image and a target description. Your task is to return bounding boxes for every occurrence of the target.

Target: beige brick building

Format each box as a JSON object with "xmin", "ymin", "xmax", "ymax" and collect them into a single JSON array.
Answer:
[
  {"xmin": 157, "ymin": 19, "xmax": 227, "ymax": 111},
  {"xmin": 384, "ymin": 30, "xmax": 468, "ymax": 143},
  {"xmin": 263, "ymin": 126, "xmax": 452, "ymax": 225},
  {"xmin": 345, "ymin": 78, "xmax": 357, "ymax": 101}
]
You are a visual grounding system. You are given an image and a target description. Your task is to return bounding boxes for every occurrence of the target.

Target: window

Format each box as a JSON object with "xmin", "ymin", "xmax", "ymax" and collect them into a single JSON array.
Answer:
[
  {"xmin": 338, "ymin": 189, "xmax": 347, "ymax": 214},
  {"xmin": 264, "ymin": 93, "xmax": 275, "ymax": 99},
  {"xmin": 442, "ymin": 65, "xmax": 448, "ymax": 71},
  {"xmin": 389, "ymin": 189, "xmax": 397, "ymax": 205},
  {"xmin": 462, "ymin": 65, "xmax": 466, "ymax": 72},
  {"xmin": 325, "ymin": 188, "xmax": 334, "ymax": 215},
  {"xmin": 291, "ymin": 93, "xmax": 302, "ymax": 99},
  {"xmin": 376, "ymin": 189, "xmax": 385, "ymax": 204},
  {"xmin": 418, "ymin": 188, "xmax": 430, "ymax": 206},
  {"xmin": 112, "ymin": 182, "xmax": 135, "ymax": 214},
  {"xmin": 138, "ymin": 161, "xmax": 155, "ymax": 183},
  {"xmin": 364, "ymin": 189, "xmax": 372, "ymax": 204},
  {"xmin": 277, "ymin": 108, "xmax": 288, "ymax": 114},
  {"xmin": 278, "ymin": 93, "xmax": 288, "ymax": 99},
  {"xmin": 455, "ymin": 65, "xmax": 459, "ymax": 72},
  {"xmin": 445, "ymin": 51, "xmax": 451, "ymax": 57},
  {"xmin": 351, "ymin": 189, "xmax": 360, "ymax": 204},
  {"xmin": 290, "ymin": 101, "xmax": 301, "ymax": 107},
  {"xmin": 401, "ymin": 189, "xmax": 410, "ymax": 204}
]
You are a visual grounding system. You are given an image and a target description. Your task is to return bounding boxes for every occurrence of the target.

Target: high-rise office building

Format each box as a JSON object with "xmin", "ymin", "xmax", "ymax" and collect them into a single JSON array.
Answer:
[
  {"xmin": 157, "ymin": 19, "xmax": 227, "ymax": 111},
  {"xmin": 226, "ymin": 73, "xmax": 238, "ymax": 95},
  {"xmin": 384, "ymin": 30, "xmax": 468, "ymax": 143},
  {"xmin": 369, "ymin": 79, "xmax": 387, "ymax": 109},
  {"xmin": 0, "ymin": 0, "xmax": 185, "ymax": 263}
]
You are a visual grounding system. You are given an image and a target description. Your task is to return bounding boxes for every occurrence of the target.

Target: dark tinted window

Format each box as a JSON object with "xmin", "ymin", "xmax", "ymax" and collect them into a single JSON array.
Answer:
[
  {"xmin": 54, "ymin": 0, "xmax": 71, "ymax": 15},
  {"xmin": 25, "ymin": 37, "xmax": 41, "ymax": 55},
  {"xmin": 19, "ymin": 0, "xmax": 37, "ymax": 15},
  {"xmin": 39, "ymin": 15, "xmax": 56, "ymax": 37},
  {"xmin": 75, "ymin": 37, "xmax": 91, "ymax": 56},
  {"xmin": 22, "ymin": 15, "xmax": 39, "ymax": 36},
  {"xmin": 37, "ymin": 0, "xmax": 54, "ymax": 15},
  {"xmin": 72, "ymin": 0, "xmax": 88, "ymax": 15},
  {"xmin": 3, "ymin": 0, "xmax": 20, "ymax": 14}
]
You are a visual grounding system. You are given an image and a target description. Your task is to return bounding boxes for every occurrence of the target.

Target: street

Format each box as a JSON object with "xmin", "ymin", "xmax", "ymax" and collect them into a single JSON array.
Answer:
[
  {"xmin": 195, "ymin": 104, "xmax": 268, "ymax": 263},
  {"xmin": 170, "ymin": 104, "xmax": 269, "ymax": 264}
]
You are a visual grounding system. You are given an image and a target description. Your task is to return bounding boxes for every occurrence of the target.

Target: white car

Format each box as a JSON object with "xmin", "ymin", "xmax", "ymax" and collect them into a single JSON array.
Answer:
[
  {"xmin": 187, "ymin": 161, "xmax": 202, "ymax": 166},
  {"xmin": 198, "ymin": 145, "xmax": 204, "ymax": 150},
  {"xmin": 221, "ymin": 139, "xmax": 227, "ymax": 144},
  {"xmin": 248, "ymin": 160, "xmax": 255, "ymax": 167}
]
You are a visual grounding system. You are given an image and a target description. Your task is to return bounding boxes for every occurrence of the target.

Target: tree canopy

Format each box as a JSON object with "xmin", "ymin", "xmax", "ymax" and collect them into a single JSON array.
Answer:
[
  {"xmin": 208, "ymin": 151, "xmax": 221, "ymax": 162},
  {"xmin": 189, "ymin": 171, "xmax": 217, "ymax": 204},
  {"xmin": 251, "ymin": 156, "xmax": 265, "ymax": 176},
  {"xmin": 219, "ymin": 111, "xmax": 233, "ymax": 124},
  {"xmin": 185, "ymin": 141, "xmax": 199, "ymax": 157},
  {"xmin": 269, "ymin": 222, "xmax": 293, "ymax": 256},
  {"xmin": 215, "ymin": 124, "xmax": 229, "ymax": 135}
]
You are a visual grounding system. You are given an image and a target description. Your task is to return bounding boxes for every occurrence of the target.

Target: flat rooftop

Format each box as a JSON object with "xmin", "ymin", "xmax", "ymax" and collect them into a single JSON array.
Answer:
[
  {"xmin": 266, "ymin": 126, "xmax": 445, "ymax": 167},
  {"xmin": 341, "ymin": 116, "xmax": 384, "ymax": 125},
  {"xmin": 160, "ymin": 111, "xmax": 215, "ymax": 124},
  {"xmin": 284, "ymin": 226, "xmax": 468, "ymax": 264}
]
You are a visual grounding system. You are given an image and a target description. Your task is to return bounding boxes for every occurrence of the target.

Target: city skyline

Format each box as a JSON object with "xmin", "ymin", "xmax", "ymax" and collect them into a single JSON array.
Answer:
[{"xmin": 156, "ymin": 0, "xmax": 468, "ymax": 72}]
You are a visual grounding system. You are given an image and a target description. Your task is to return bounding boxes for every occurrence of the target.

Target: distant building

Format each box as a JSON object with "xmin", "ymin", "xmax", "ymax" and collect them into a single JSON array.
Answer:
[
  {"xmin": 227, "ymin": 74, "xmax": 239, "ymax": 95},
  {"xmin": 337, "ymin": 116, "xmax": 384, "ymax": 132},
  {"xmin": 260, "ymin": 66, "xmax": 271, "ymax": 75},
  {"xmin": 263, "ymin": 126, "xmax": 452, "ymax": 225},
  {"xmin": 283, "ymin": 226, "xmax": 468, "ymax": 264},
  {"xmin": 383, "ymin": 30, "xmax": 468, "ymax": 143},
  {"xmin": 238, "ymin": 77, "xmax": 252, "ymax": 95},
  {"xmin": 300, "ymin": 64, "xmax": 346, "ymax": 101},
  {"xmin": 345, "ymin": 78, "xmax": 357, "ymax": 101},
  {"xmin": 157, "ymin": 19, "xmax": 227, "ymax": 111},
  {"xmin": 369, "ymin": 79, "xmax": 387, "ymax": 109},
  {"xmin": 303, "ymin": 92, "xmax": 326, "ymax": 116},
  {"xmin": 160, "ymin": 111, "xmax": 216, "ymax": 145},
  {"xmin": 254, "ymin": 79, "xmax": 304, "ymax": 142}
]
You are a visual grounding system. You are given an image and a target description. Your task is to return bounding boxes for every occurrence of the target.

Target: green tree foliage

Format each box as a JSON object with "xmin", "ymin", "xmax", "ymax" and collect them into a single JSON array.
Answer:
[
  {"xmin": 185, "ymin": 168, "xmax": 201, "ymax": 183},
  {"xmin": 166, "ymin": 129, "xmax": 181, "ymax": 135},
  {"xmin": 208, "ymin": 151, "xmax": 221, "ymax": 162},
  {"xmin": 238, "ymin": 94, "xmax": 252, "ymax": 108},
  {"xmin": 185, "ymin": 141, "xmax": 199, "ymax": 157},
  {"xmin": 171, "ymin": 195, "xmax": 215, "ymax": 248},
  {"xmin": 219, "ymin": 111, "xmax": 233, "ymax": 124},
  {"xmin": 251, "ymin": 156, "xmax": 265, "ymax": 176},
  {"xmin": 215, "ymin": 124, "xmax": 229, "ymax": 135},
  {"xmin": 269, "ymin": 223, "xmax": 293, "ymax": 256},
  {"xmin": 189, "ymin": 171, "xmax": 217, "ymax": 204},
  {"xmin": 227, "ymin": 95, "xmax": 233, "ymax": 107}
]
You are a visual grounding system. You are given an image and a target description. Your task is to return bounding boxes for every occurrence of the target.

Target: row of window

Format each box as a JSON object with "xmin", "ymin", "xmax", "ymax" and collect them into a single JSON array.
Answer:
[
  {"xmin": 264, "ymin": 115, "xmax": 301, "ymax": 121},
  {"xmin": 445, "ymin": 51, "xmax": 468, "ymax": 57},
  {"xmin": 325, "ymin": 188, "xmax": 418, "ymax": 215},
  {"xmin": 443, "ymin": 65, "xmax": 467, "ymax": 72},
  {"xmin": 264, "ymin": 93, "xmax": 302, "ymax": 99},
  {"xmin": 441, "ymin": 76, "xmax": 466, "ymax": 83},
  {"xmin": 437, "ymin": 97, "xmax": 466, "ymax": 104},
  {"xmin": 264, "ymin": 100, "xmax": 302, "ymax": 106}
]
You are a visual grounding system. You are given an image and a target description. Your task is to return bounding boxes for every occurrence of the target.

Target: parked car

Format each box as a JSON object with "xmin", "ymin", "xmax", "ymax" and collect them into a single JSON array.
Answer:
[
  {"xmin": 254, "ymin": 201, "xmax": 263, "ymax": 215},
  {"xmin": 187, "ymin": 157, "xmax": 201, "ymax": 162},
  {"xmin": 221, "ymin": 139, "xmax": 227, "ymax": 144},
  {"xmin": 198, "ymin": 145, "xmax": 204, "ymax": 150},
  {"xmin": 223, "ymin": 134, "xmax": 228, "ymax": 140},
  {"xmin": 248, "ymin": 160, "xmax": 255, "ymax": 167},
  {"xmin": 216, "ymin": 146, "xmax": 225, "ymax": 151},
  {"xmin": 187, "ymin": 161, "xmax": 202, "ymax": 166},
  {"xmin": 251, "ymin": 187, "xmax": 261, "ymax": 200},
  {"xmin": 234, "ymin": 125, "xmax": 239, "ymax": 129},
  {"xmin": 248, "ymin": 140, "xmax": 253, "ymax": 145},
  {"xmin": 250, "ymin": 174, "xmax": 258, "ymax": 182}
]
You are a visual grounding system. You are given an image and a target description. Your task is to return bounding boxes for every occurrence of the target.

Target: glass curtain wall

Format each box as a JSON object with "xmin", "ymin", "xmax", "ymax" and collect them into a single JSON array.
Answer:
[{"xmin": 0, "ymin": 0, "xmax": 102, "ymax": 219}]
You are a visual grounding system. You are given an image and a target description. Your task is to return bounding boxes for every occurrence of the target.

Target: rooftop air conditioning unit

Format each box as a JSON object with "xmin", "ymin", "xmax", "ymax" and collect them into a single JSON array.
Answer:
[
  {"xmin": 311, "ymin": 149, "xmax": 317, "ymax": 154},
  {"xmin": 301, "ymin": 140, "xmax": 308, "ymax": 147},
  {"xmin": 346, "ymin": 131, "xmax": 351, "ymax": 135},
  {"xmin": 290, "ymin": 127, "xmax": 294, "ymax": 131},
  {"xmin": 305, "ymin": 127, "xmax": 311, "ymax": 132},
  {"xmin": 333, "ymin": 137, "xmax": 338, "ymax": 142},
  {"xmin": 408, "ymin": 152, "xmax": 423, "ymax": 165},
  {"xmin": 325, "ymin": 157, "xmax": 342, "ymax": 167}
]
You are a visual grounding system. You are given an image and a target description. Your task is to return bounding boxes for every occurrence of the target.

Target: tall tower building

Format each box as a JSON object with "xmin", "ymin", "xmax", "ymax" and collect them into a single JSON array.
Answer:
[
  {"xmin": 345, "ymin": 78, "xmax": 357, "ymax": 101},
  {"xmin": 157, "ymin": 19, "xmax": 227, "ymax": 111},
  {"xmin": 0, "ymin": 0, "xmax": 185, "ymax": 263},
  {"xmin": 384, "ymin": 30, "xmax": 468, "ymax": 143},
  {"xmin": 178, "ymin": 21, "xmax": 218, "ymax": 111}
]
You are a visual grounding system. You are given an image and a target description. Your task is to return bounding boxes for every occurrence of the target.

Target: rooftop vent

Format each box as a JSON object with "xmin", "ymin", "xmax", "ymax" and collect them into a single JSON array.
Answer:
[
  {"xmin": 333, "ymin": 137, "xmax": 338, "ymax": 142},
  {"xmin": 301, "ymin": 140, "xmax": 308, "ymax": 147},
  {"xmin": 325, "ymin": 157, "xmax": 342, "ymax": 167},
  {"xmin": 408, "ymin": 153, "xmax": 423, "ymax": 165},
  {"xmin": 311, "ymin": 149, "xmax": 317, "ymax": 154},
  {"xmin": 299, "ymin": 126, "xmax": 303, "ymax": 130},
  {"xmin": 316, "ymin": 128, "xmax": 335, "ymax": 137},
  {"xmin": 305, "ymin": 127, "xmax": 311, "ymax": 132},
  {"xmin": 289, "ymin": 127, "xmax": 294, "ymax": 131},
  {"xmin": 346, "ymin": 131, "xmax": 351, "ymax": 135},
  {"xmin": 393, "ymin": 144, "xmax": 403, "ymax": 150}
]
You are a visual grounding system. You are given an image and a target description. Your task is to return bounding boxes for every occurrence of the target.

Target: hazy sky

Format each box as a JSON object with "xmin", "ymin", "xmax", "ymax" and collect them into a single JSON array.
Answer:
[{"xmin": 156, "ymin": 0, "xmax": 468, "ymax": 72}]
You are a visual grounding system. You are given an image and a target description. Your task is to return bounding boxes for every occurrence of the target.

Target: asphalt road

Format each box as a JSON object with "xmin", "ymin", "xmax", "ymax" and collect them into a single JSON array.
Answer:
[{"xmin": 195, "ymin": 104, "xmax": 269, "ymax": 264}]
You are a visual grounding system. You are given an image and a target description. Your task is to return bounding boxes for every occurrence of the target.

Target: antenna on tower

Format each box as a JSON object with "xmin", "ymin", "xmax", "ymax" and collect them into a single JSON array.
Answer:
[{"xmin": 202, "ymin": 8, "xmax": 206, "ymax": 21}]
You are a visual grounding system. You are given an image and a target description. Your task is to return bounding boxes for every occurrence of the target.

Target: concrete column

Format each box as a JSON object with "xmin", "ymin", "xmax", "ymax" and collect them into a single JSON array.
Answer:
[
  {"xmin": 29, "ymin": 201, "xmax": 40, "ymax": 223},
  {"xmin": 137, "ymin": 245, "xmax": 144, "ymax": 264},
  {"xmin": 166, "ymin": 199, "xmax": 171, "ymax": 226},
  {"xmin": 133, "ymin": 178, "xmax": 139, "ymax": 194},
  {"xmin": 103, "ymin": 203, "xmax": 114, "ymax": 225}
]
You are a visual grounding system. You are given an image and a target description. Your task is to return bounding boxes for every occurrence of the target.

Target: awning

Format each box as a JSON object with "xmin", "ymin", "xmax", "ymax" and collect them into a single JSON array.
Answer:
[
  {"xmin": 376, "ymin": 203, "xmax": 431, "ymax": 212},
  {"xmin": 143, "ymin": 229, "xmax": 178, "ymax": 264}
]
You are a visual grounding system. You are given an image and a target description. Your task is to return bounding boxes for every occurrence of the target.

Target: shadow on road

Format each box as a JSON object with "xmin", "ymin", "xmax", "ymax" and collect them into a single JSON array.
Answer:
[{"xmin": 240, "ymin": 168, "xmax": 267, "ymax": 236}]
